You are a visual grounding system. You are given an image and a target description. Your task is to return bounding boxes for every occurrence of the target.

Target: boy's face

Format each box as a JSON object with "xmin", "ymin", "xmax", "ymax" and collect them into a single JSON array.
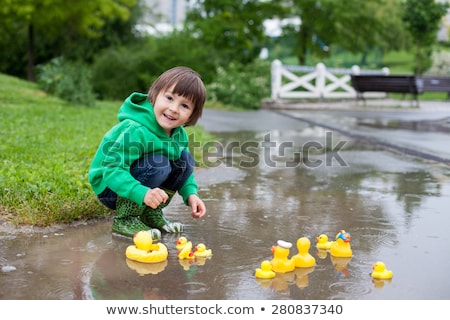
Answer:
[{"xmin": 153, "ymin": 85, "xmax": 194, "ymax": 135}]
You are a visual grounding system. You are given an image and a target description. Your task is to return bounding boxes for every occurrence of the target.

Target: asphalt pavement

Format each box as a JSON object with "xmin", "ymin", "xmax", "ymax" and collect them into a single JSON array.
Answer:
[{"xmin": 199, "ymin": 98, "xmax": 450, "ymax": 165}]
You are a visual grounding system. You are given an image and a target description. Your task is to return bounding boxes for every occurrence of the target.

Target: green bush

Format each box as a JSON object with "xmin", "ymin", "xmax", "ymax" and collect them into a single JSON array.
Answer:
[
  {"xmin": 206, "ymin": 59, "xmax": 271, "ymax": 109},
  {"xmin": 36, "ymin": 58, "xmax": 96, "ymax": 106},
  {"xmin": 426, "ymin": 50, "xmax": 450, "ymax": 75},
  {"xmin": 146, "ymin": 31, "xmax": 219, "ymax": 85},
  {"xmin": 91, "ymin": 32, "xmax": 271, "ymax": 108},
  {"xmin": 91, "ymin": 43, "xmax": 155, "ymax": 100},
  {"xmin": 91, "ymin": 32, "xmax": 219, "ymax": 100}
]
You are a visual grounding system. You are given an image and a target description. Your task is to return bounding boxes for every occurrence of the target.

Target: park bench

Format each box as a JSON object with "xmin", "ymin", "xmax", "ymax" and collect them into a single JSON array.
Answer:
[
  {"xmin": 416, "ymin": 76, "xmax": 450, "ymax": 99},
  {"xmin": 350, "ymin": 74, "xmax": 422, "ymax": 106}
]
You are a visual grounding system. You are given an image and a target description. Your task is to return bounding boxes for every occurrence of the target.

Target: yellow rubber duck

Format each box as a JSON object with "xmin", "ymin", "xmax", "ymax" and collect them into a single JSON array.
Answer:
[
  {"xmin": 176, "ymin": 236, "xmax": 189, "ymax": 251},
  {"xmin": 270, "ymin": 240, "xmax": 296, "ymax": 273},
  {"xmin": 177, "ymin": 240, "xmax": 195, "ymax": 260},
  {"xmin": 316, "ymin": 234, "xmax": 334, "ymax": 250},
  {"xmin": 330, "ymin": 230, "xmax": 353, "ymax": 258},
  {"xmin": 125, "ymin": 231, "xmax": 168, "ymax": 263},
  {"xmin": 255, "ymin": 260, "xmax": 276, "ymax": 279},
  {"xmin": 292, "ymin": 237, "xmax": 316, "ymax": 268},
  {"xmin": 194, "ymin": 243, "xmax": 212, "ymax": 258},
  {"xmin": 371, "ymin": 261, "xmax": 393, "ymax": 280}
]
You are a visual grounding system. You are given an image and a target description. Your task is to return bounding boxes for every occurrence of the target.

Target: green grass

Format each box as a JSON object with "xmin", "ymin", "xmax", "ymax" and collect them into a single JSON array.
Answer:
[
  {"xmin": 281, "ymin": 47, "xmax": 440, "ymax": 74},
  {"xmin": 382, "ymin": 50, "xmax": 415, "ymax": 74},
  {"xmin": 0, "ymin": 73, "xmax": 213, "ymax": 226}
]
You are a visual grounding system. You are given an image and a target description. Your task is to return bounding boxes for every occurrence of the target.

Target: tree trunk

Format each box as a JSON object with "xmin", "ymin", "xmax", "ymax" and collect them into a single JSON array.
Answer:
[
  {"xmin": 415, "ymin": 40, "xmax": 422, "ymax": 75},
  {"xmin": 297, "ymin": 27, "xmax": 309, "ymax": 65},
  {"xmin": 27, "ymin": 24, "xmax": 35, "ymax": 82}
]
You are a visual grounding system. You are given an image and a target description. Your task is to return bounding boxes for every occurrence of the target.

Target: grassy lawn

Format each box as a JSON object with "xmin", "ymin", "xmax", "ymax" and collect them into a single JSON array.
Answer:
[{"xmin": 0, "ymin": 73, "xmax": 212, "ymax": 226}]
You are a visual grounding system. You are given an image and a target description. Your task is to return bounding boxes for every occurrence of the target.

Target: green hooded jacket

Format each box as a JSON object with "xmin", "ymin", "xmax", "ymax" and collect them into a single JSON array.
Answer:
[{"xmin": 88, "ymin": 92, "xmax": 198, "ymax": 206}]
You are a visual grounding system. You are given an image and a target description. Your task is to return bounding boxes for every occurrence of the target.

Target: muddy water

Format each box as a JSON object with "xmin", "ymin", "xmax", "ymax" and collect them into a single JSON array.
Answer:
[{"xmin": 1, "ymin": 112, "xmax": 450, "ymax": 300}]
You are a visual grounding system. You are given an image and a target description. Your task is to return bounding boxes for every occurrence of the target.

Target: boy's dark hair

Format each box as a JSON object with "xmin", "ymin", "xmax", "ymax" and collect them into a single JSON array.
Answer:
[{"xmin": 148, "ymin": 66, "xmax": 206, "ymax": 126}]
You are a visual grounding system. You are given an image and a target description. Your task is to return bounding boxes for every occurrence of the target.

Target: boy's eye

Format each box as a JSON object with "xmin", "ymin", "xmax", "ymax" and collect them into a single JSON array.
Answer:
[
  {"xmin": 182, "ymin": 103, "xmax": 191, "ymax": 109},
  {"xmin": 165, "ymin": 94, "xmax": 173, "ymax": 101}
]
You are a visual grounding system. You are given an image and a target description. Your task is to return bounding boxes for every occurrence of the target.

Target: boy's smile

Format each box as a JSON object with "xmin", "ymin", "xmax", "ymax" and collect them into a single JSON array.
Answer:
[{"xmin": 153, "ymin": 85, "xmax": 194, "ymax": 136}]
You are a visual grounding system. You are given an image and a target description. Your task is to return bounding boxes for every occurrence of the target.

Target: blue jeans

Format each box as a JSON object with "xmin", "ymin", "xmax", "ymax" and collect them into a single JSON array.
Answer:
[{"xmin": 98, "ymin": 151, "xmax": 195, "ymax": 209}]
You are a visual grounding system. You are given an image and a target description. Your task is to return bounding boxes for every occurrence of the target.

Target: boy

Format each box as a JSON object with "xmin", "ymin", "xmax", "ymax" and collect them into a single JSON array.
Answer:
[{"xmin": 88, "ymin": 66, "xmax": 207, "ymax": 240}]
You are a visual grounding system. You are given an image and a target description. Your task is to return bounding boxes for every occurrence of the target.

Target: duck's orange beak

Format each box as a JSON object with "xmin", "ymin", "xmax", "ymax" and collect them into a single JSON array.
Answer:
[
  {"xmin": 271, "ymin": 246, "xmax": 276, "ymax": 253},
  {"xmin": 316, "ymin": 237, "xmax": 319, "ymax": 242}
]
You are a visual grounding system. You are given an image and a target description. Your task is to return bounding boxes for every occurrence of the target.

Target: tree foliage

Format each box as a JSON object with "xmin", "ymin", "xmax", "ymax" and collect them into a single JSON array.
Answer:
[
  {"xmin": 0, "ymin": 0, "xmax": 138, "ymax": 80},
  {"xmin": 280, "ymin": 0, "xmax": 408, "ymax": 65},
  {"xmin": 1, "ymin": 0, "xmax": 449, "ymax": 104},
  {"xmin": 91, "ymin": 30, "xmax": 218, "ymax": 100},
  {"xmin": 185, "ymin": 0, "xmax": 282, "ymax": 65},
  {"xmin": 402, "ymin": 0, "xmax": 449, "ymax": 74}
]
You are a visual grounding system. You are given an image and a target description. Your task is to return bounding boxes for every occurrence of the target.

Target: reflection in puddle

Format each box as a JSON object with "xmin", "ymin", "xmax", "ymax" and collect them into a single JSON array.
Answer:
[
  {"xmin": 126, "ymin": 259, "xmax": 168, "ymax": 276},
  {"xmin": 330, "ymin": 256, "xmax": 352, "ymax": 279}
]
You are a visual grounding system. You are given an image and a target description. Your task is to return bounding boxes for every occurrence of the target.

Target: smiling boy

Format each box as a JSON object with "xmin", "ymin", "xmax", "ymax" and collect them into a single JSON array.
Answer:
[{"xmin": 88, "ymin": 67, "xmax": 207, "ymax": 240}]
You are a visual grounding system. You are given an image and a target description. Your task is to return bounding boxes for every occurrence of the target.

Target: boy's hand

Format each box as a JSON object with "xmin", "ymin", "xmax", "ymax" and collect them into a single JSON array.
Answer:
[
  {"xmin": 188, "ymin": 194, "xmax": 206, "ymax": 218},
  {"xmin": 144, "ymin": 188, "xmax": 169, "ymax": 208}
]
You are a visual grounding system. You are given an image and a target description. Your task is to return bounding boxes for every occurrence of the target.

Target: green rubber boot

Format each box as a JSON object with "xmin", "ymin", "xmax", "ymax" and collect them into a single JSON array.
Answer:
[
  {"xmin": 141, "ymin": 190, "xmax": 184, "ymax": 233},
  {"xmin": 112, "ymin": 197, "xmax": 161, "ymax": 240}
]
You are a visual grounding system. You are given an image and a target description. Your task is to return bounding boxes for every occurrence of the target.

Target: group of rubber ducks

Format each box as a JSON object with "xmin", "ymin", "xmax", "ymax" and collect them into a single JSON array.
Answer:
[
  {"xmin": 175, "ymin": 236, "xmax": 213, "ymax": 270},
  {"xmin": 125, "ymin": 229, "xmax": 393, "ymax": 282},
  {"xmin": 175, "ymin": 236, "xmax": 213, "ymax": 260},
  {"xmin": 125, "ymin": 232, "xmax": 213, "ymax": 267},
  {"xmin": 255, "ymin": 230, "xmax": 393, "ymax": 281}
]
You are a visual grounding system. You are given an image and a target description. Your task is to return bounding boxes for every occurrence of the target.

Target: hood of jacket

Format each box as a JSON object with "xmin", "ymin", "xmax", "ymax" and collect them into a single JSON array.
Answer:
[{"xmin": 117, "ymin": 92, "xmax": 174, "ymax": 139}]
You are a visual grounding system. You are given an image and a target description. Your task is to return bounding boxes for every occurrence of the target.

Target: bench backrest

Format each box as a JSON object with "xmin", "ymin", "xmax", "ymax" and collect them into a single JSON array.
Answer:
[
  {"xmin": 416, "ymin": 76, "xmax": 450, "ymax": 93},
  {"xmin": 351, "ymin": 75, "xmax": 420, "ymax": 94}
]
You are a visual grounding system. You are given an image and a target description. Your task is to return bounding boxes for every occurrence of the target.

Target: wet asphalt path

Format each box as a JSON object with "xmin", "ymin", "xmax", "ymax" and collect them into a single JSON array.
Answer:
[{"xmin": 198, "ymin": 102, "xmax": 450, "ymax": 165}]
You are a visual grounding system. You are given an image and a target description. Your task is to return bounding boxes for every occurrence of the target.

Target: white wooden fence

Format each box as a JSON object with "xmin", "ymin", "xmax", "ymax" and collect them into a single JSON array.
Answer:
[{"xmin": 271, "ymin": 59, "xmax": 390, "ymax": 100}]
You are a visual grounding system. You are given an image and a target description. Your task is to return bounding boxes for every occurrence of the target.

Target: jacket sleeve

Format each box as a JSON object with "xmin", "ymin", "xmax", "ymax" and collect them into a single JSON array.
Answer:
[
  {"xmin": 178, "ymin": 172, "xmax": 199, "ymax": 205},
  {"xmin": 101, "ymin": 126, "xmax": 149, "ymax": 206},
  {"xmin": 175, "ymin": 128, "xmax": 199, "ymax": 205}
]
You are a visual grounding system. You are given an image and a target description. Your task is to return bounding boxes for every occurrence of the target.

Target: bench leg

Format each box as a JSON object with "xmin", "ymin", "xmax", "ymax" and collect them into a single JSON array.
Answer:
[
  {"xmin": 412, "ymin": 94, "xmax": 420, "ymax": 108},
  {"xmin": 355, "ymin": 92, "xmax": 366, "ymax": 107}
]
